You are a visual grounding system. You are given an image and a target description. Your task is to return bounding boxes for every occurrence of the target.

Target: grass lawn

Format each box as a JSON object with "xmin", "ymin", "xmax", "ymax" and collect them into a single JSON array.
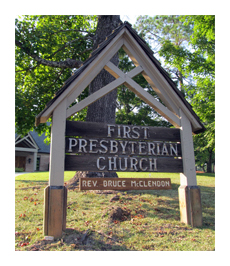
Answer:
[{"xmin": 15, "ymin": 171, "xmax": 215, "ymax": 251}]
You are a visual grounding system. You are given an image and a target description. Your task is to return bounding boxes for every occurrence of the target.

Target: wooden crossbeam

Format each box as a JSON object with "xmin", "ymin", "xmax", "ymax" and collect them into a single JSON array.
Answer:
[
  {"xmin": 66, "ymin": 77, "xmax": 124, "ymax": 118},
  {"xmin": 104, "ymin": 61, "xmax": 143, "ymax": 79},
  {"xmin": 124, "ymin": 76, "xmax": 180, "ymax": 127},
  {"xmin": 103, "ymin": 62, "xmax": 181, "ymax": 127},
  {"xmin": 66, "ymin": 63, "xmax": 143, "ymax": 118},
  {"xmin": 67, "ymin": 61, "xmax": 180, "ymax": 127}
]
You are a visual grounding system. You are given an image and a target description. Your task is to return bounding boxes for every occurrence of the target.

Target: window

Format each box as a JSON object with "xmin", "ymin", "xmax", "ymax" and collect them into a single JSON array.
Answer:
[{"xmin": 36, "ymin": 157, "xmax": 40, "ymax": 171}]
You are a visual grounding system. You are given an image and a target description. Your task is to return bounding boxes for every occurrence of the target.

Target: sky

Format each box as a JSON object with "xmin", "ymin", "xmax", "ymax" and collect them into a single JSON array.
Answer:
[{"xmin": 120, "ymin": 15, "xmax": 139, "ymax": 25}]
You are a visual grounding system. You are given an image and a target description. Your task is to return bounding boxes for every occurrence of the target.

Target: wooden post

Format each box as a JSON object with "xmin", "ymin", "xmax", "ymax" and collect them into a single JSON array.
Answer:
[
  {"xmin": 33, "ymin": 151, "xmax": 37, "ymax": 171},
  {"xmin": 179, "ymin": 108, "xmax": 202, "ymax": 227},
  {"xmin": 43, "ymin": 186, "xmax": 67, "ymax": 238},
  {"xmin": 43, "ymin": 99, "xmax": 67, "ymax": 238}
]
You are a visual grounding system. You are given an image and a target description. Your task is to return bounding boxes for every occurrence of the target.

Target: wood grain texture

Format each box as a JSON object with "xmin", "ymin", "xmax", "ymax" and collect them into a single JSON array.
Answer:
[
  {"xmin": 47, "ymin": 188, "xmax": 64, "ymax": 238},
  {"xmin": 65, "ymin": 120, "xmax": 181, "ymax": 142},
  {"xmin": 65, "ymin": 155, "xmax": 183, "ymax": 172},
  {"xmin": 43, "ymin": 186, "xmax": 50, "ymax": 236}
]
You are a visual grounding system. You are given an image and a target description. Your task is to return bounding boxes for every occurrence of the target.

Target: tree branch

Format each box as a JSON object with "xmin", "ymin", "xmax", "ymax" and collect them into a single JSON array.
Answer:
[
  {"xmin": 49, "ymin": 37, "xmax": 92, "ymax": 59},
  {"xmin": 48, "ymin": 29, "xmax": 95, "ymax": 38},
  {"xmin": 16, "ymin": 40, "xmax": 83, "ymax": 69}
]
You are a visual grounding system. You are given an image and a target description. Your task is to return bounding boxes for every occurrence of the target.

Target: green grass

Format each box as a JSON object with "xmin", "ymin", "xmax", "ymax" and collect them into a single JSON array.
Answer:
[
  {"xmin": 15, "ymin": 171, "xmax": 76, "ymax": 182},
  {"xmin": 15, "ymin": 171, "xmax": 215, "ymax": 251}
]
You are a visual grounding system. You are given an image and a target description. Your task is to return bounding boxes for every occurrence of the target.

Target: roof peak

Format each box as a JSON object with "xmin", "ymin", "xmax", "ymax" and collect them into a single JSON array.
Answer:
[{"xmin": 123, "ymin": 21, "xmax": 132, "ymax": 27}]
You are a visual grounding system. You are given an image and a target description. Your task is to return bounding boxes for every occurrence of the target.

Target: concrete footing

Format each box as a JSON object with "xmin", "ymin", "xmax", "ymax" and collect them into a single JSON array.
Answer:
[
  {"xmin": 178, "ymin": 185, "xmax": 202, "ymax": 227},
  {"xmin": 43, "ymin": 186, "xmax": 67, "ymax": 239}
]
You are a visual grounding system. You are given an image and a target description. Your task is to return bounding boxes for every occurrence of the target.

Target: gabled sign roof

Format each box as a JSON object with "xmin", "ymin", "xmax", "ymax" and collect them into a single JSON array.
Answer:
[{"xmin": 35, "ymin": 21, "xmax": 205, "ymax": 134}]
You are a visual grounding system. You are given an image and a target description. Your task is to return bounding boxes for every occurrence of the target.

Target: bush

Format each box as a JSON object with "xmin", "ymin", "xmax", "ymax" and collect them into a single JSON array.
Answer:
[{"xmin": 15, "ymin": 168, "xmax": 24, "ymax": 172}]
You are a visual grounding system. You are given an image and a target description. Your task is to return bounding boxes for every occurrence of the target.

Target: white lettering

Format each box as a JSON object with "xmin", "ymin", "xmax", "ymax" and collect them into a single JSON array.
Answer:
[
  {"xmin": 129, "ymin": 141, "xmax": 136, "ymax": 154},
  {"xmin": 161, "ymin": 143, "xmax": 169, "ymax": 155},
  {"xmin": 110, "ymin": 140, "xmax": 118, "ymax": 153},
  {"xmin": 78, "ymin": 139, "xmax": 87, "ymax": 153},
  {"xmin": 170, "ymin": 143, "xmax": 178, "ymax": 156},
  {"xmin": 149, "ymin": 158, "xmax": 157, "ymax": 171},
  {"xmin": 107, "ymin": 125, "xmax": 115, "ymax": 137},
  {"xmin": 139, "ymin": 158, "xmax": 148, "ymax": 171},
  {"xmin": 139, "ymin": 142, "xmax": 147, "ymax": 155},
  {"xmin": 148, "ymin": 142, "xmax": 155, "ymax": 155},
  {"xmin": 99, "ymin": 140, "xmax": 108, "ymax": 153},
  {"xmin": 142, "ymin": 126, "xmax": 149, "ymax": 139},
  {"xmin": 108, "ymin": 157, "xmax": 117, "ymax": 170},
  {"xmin": 131, "ymin": 180, "xmax": 137, "ymax": 187},
  {"xmin": 96, "ymin": 157, "xmax": 106, "ymax": 170},
  {"xmin": 89, "ymin": 139, "xmax": 98, "ymax": 153},
  {"xmin": 131, "ymin": 126, "xmax": 140, "ymax": 139},
  {"xmin": 157, "ymin": 143, "xmax": 160, "ymax": 155},
  {"xmin": 68, "ymin": 138, "xmax": 77, "ymax": 152},
  {"xmin": 123, "ymin": 125, "xmax": 131, "ymax": 138},
  {"xmin": 117, "ymin": 125, "xmax": 121, "ymax": 138},
  {"xmin": 119, "ymin": 141, "xmax": 128, "ymax": 154},
  {"xmin": 119, "ymin": 157, "xmax": 128, "ymax": 171},
  {"xmin": 130, "ymin": 157, "xmax": 138, "ymax": 171}
]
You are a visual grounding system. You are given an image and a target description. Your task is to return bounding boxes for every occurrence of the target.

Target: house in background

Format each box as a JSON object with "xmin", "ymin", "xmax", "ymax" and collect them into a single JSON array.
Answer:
[{"xmin": 15, "ymin": 130, "xmax": 50, "ymax": 172}]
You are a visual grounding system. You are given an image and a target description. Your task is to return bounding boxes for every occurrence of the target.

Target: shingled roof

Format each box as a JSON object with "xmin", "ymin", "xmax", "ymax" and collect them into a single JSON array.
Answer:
[{"xmin": 35, "ymin": 21, "xmax": 205, "ymax": 134}]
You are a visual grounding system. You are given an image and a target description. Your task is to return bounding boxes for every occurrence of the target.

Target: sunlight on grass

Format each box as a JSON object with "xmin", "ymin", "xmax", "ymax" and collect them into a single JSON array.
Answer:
[
  {"xmin": 15, "ymin": 172, "xmax": 215, "ymax": 251},
  {"xmin": 15, "ymin": 171, "xmax": 76, "ymax": 182}
]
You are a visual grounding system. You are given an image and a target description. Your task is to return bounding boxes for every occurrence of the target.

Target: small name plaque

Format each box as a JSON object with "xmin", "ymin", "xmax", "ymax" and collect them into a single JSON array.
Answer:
[{"xmin": 79, "ymin": 178, "xmax": 171, "ymax": 191}]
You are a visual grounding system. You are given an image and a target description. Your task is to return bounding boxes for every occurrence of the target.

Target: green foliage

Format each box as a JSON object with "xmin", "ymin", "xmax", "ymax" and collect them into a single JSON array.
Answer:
[
  {"xmin": 183, "ymin": 16, "xmax": 215, "ymax": 171},
  {"xmin": 15, "ymin": 15, "xmax": 97, "ymax": 136},
  {"xmin": 15, "ymin": 16, "xmax": 215, "ymax": 172},
  {"xmin": 116, "ymin": 48, "xmax": 171, "ymax": 127},
  {"xmin": 135, "ymin": 15, "xmax": 193, "ymax": 93},
  {"xmin": 15, "ymin": 167, "xmax": 24, "ymax": 172},
  {"xmin": 135, "ymin": 15, "xmax": 215, "ymax": 171}
]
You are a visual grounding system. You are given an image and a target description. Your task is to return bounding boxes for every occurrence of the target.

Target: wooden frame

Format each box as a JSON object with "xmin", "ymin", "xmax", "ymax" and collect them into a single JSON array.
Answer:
[
  {"xmin": 36, "ymin": 27, "xmax": 204, "ymax": 133},
  {"xmin": 39, "ymin": 22, "xmax": 203, "ymax": 193},
  {"xmin": 36, "ymin": 23, "xmax": 204, "ymax": 236}
]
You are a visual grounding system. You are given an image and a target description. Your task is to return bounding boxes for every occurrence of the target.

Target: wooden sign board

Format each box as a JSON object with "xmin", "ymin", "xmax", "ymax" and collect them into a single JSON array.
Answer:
[
  {"xmin": 65, "ymin": 121, "xmax": 183, "ymax": 173},
  {"xmin": 66, "ymin": 120, "xmax": 181, "ymax": 142},
  {"xmin": 79, "ymin": 178, "xmax": 172, "ymax": 191},
  {"xmin": 65, "ymin": 155, "xmax": 183, "ymax": 172}
]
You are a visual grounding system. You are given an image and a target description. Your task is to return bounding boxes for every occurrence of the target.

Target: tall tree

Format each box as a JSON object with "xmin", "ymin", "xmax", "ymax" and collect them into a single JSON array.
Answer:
[
  {"xmin": 182, "ymin": 15, "xmax": 215, "ymax": 172},
  {"xmin": 86, "ymin": 15, "xmax": 120, "ymax": 124},
  {"xmin": 15, "ymin": 15, "xmax": 97, "ymax": 136},
  {"xmin": 134, "ymin": 15, "xmax": 215, "ymax": 172},
  {"xmin": 135, "ymin": 15, "xmax": 193, "ymax": 94},
  {"xmin": 15, "ymin": 15, "xmax": 121, "ymax": 181}
]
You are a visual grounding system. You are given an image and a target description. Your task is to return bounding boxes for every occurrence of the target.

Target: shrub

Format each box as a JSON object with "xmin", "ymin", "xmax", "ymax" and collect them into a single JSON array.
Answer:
[{"xmin": 15, "ymin": 167, "xmax": 24, "ymax": 172}]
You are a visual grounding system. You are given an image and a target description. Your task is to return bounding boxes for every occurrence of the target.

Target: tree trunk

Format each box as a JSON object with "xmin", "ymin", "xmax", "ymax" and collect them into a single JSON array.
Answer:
[
  {"xmin": 206, "ymin": 149, "xmax": 213, "ymax": 173},
  {"xmin": 66, "ymin": 16, "xmax": 121, "ymax": 188},
  {"xmin": 86, "ymin": 15, "xmax": 120, "ymax": 124}
]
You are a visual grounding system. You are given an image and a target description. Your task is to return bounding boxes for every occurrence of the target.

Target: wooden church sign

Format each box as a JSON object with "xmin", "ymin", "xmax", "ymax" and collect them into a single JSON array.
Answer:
[{"xmin": 36, "ymin": 21, "xmax": 205, "ymax": 238}]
